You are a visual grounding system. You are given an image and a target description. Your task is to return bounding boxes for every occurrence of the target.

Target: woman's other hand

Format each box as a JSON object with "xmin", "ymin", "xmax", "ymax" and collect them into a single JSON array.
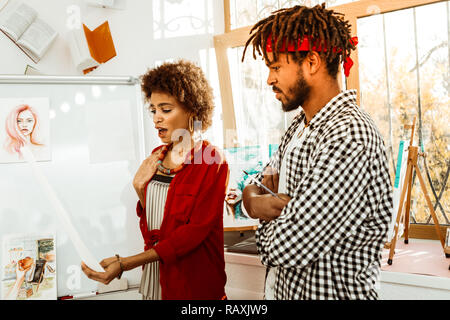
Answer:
[{"xmin": 81, "ymin": 257, "xmax": 122, "ymax": 285}]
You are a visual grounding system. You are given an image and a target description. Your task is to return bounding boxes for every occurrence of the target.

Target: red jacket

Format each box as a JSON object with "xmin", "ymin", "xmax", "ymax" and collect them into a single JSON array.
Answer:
[{"xmin": 136, "ymin": 141, "xmax": 229, "ymax": 300}]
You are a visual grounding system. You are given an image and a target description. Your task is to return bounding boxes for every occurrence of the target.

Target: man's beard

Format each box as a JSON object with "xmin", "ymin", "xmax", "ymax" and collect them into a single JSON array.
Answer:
[{"xmin": 279, "ymin": 71, "xmax": 311, "ymax": 112}]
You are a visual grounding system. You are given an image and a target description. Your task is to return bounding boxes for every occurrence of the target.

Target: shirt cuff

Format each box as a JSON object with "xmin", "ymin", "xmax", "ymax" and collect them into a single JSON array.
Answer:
[
  {"xmin": 136, "ymin": 200, "xmax": 144, "ymax": 218},
  {"xmin": 153, "ymin": 240, "xmax": 177, "ymax": 265}
]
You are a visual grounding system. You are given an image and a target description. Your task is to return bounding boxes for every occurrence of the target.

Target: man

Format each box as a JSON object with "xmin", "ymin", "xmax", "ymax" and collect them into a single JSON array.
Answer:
[{"xmin": 242, "ymin": 4, "xmax": 393, "ymax": 300}]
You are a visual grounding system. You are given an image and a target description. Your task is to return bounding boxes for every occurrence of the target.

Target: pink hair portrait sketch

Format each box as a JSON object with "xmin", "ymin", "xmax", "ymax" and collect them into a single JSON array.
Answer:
[{"xmin": 0, "ymin": 98, "xmax": 51, "ymax": 163}]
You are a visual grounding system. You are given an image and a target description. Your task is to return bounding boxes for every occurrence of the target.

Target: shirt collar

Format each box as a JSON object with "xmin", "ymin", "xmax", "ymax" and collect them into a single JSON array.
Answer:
[{"xmin": 294, "ymin": 89, "xmax": 358, "ymax": 129}]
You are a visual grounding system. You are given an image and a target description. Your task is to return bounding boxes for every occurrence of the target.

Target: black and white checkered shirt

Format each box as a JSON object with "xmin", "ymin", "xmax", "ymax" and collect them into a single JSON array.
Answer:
[{"xmin": 253, "ymin": 90, "xmax": 393, "ymax": 299}]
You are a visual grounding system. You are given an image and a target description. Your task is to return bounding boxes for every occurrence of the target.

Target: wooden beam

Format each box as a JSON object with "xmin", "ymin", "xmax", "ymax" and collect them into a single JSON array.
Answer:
[
  {"xmin": 345, "ymin": 16, "xmax": 361, "ymax": 105},
  {"xmin": 332, "ymin": 0, "xmax": 446, "ymax": 19},
  {"xmin": 224, "ymin": 0, "xmax": 231, "ymax": 33},
  {"xmin": 214, "ymin": 25, "xmax": 252, "ymax": 48},
  {"xmin": 214, "ymin": 36, "xmax": 239, "ymax": 148}
]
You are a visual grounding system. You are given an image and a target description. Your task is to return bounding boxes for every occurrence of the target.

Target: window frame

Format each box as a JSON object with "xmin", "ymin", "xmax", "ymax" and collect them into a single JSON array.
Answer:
[{"xmin": 214, "ymin": 0, "xmax": 449, "ymax": 239}]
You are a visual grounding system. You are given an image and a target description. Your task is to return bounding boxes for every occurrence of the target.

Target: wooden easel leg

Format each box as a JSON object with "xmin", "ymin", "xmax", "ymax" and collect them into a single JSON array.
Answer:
[
  {"xmin": 388, "ymin": 162, "xmax": 413, "ymax": 265},
  {"xmin": 414, "ymin": 164, "xmax": 446, "ymax": 249},
  {"xmin": 403, "ymin": 168, "xmax": 414, "ymax": 245}
]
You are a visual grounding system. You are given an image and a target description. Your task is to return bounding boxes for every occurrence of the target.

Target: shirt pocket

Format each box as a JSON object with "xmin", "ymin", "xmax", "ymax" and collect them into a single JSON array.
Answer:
[{"xmin": 171, "ymin": 183, "xmax": 198, "ymax": 224}]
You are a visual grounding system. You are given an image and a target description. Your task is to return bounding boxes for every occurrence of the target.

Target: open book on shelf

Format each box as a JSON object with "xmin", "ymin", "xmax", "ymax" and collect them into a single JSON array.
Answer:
[
  {"xmin": 0, "ymin": 1, "xmax": 57, "ymax": 63},
  {"xmin": 67, "ymin": 21, "xmax": 117, "ymax": 74}
]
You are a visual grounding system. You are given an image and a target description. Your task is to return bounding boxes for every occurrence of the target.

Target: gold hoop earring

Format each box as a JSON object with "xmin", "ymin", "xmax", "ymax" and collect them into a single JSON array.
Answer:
[{"xmin": 188, "ymin": 117, "xmax": 194, "ymax": 133}]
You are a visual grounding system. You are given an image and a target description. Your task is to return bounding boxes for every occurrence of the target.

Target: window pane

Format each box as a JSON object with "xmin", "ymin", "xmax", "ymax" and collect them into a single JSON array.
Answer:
[
  {"xmin": 199, "ymin": 49, "xmax": 224, "ymax": 148},
  {"xmin": 152, "ymin": 0, "xmax": 213, "ymax": 39},
  {"xmin": 229, "ymin": 0, "xmax": 359, "ymax": 30},
  {"xmin": 230, "ymin": 0, "xmax": 258, "ymax": 29},
  {"xmin": 414, "ymin": 1, "xmax": 450, "ymax": 224},
  {"xmin": 228, "ymin": 47, "xmax": 288, "ymax": 149},
  {"xmin": 357, "ymin": 2, "xmax": 449, "ymax": 225},
  {"xmin": 357, "ymin": 14, "xmax": 391, "ymax": 168}
]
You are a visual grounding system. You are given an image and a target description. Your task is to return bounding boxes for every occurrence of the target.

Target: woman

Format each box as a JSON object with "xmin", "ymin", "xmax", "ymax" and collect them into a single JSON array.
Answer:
[
  {"xmin": 82, "ymin": 60, "xmax": 229, "ymax": 300},
  {"xmin": 4, "ymin": 104, "xmax": 43, "ymax": 157}
]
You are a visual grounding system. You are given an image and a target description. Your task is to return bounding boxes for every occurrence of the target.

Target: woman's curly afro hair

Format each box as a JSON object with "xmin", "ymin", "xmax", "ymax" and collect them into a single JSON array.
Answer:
[{"xmin": 140, "ymin": 59, "xmax": 215, "ymax": 131}]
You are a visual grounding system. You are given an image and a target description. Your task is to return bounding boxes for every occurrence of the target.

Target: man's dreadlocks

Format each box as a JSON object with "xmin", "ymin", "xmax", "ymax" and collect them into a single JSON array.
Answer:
[{"xmin": 242, "ymin": 3, "xmax": 356, "ymax": 77}]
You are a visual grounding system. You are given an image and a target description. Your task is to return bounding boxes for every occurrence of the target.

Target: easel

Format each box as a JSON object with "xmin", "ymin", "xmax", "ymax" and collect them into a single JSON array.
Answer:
[{"xmin": 387, "ymin": 117, "xmax": 447, "ymax": 265}]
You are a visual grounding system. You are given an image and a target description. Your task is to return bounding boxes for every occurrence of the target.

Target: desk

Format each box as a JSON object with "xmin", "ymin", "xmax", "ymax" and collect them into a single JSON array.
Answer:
[
  {"xmin": 81, "ymin": 240, "xmax": 450, "ymax": 300},
  {"xmin": 224, "ymin": 249, "xmax": 450, "ymax": 300},
  {"xmin": 224, "ymin": 252, "xmax": 265, "ymax": 300}
]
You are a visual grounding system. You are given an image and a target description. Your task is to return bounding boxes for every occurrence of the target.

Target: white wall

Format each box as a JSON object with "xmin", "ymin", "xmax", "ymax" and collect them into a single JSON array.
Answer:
[
  {"xmin": 0, "ymin": 0, "xmax": 226, "ymax": 150},
  {"xmin": 0, "ymin": 1, "xmax": 227, "ymax": 300},
  {"xmin": 0, "ymin": 0, "xmax": 225, "ymax": 76}
]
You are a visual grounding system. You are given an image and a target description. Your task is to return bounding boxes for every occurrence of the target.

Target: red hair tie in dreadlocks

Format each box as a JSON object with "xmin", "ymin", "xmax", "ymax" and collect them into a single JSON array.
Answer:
[{"xmin": 265, "ymin": 33, "xmax": 358, "ymax": 77}]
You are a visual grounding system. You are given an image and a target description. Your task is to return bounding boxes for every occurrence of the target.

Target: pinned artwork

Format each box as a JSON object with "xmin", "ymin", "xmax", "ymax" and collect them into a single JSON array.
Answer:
[
  {"xmin": 0, "ymin": 98, "xmax": 51, "ymax": 163},
  {"xmin": 224, "ymin": 146, "xmax": 265, "ymax": 220},
  {"xmin": 1, "ymin": 234, "xmax": 57, "ymax": 300}
]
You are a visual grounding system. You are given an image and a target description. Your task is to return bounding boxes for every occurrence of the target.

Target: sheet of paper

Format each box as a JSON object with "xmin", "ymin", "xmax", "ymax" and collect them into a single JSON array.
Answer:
[{"xmin": 21, "ymin": 146, "xmax": 103, "ymax": 273}]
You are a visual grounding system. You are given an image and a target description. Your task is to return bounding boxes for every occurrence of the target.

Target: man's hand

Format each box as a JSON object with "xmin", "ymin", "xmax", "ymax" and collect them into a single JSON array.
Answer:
[
  {"xmin": 243, "ymin": 184, "xmax": 291, "ymax": 222},
  {"xmin": 261, "ymin": 166, "xmax": 279, "ymax": 194}
]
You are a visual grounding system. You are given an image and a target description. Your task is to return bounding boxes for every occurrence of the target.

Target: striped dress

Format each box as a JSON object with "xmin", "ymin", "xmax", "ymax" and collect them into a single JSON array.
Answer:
[{"xmin": 139, "ymin": 174, "xmax": 174, "ymax": 300}]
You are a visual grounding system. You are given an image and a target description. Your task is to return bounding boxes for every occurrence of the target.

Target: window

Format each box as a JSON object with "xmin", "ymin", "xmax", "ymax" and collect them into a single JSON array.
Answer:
[
  {"xmin": 215, "ymin": 0, "xmax": 449, "ymax": 236},
  {"xmin": 227, "ymin": 0, "xmax": 359, "ymax": 30},
  {"xmin": 150, "ymin": 0, "xmax": 224, "ymax": 147},
  {"xmin": 228, "ymin": 47, "xmax": 294, "ymax": 148},
  {"xmin": 152, "ymin": 0, "xmax": 214, "ymax": 39},
  {"xmin": 357, "ymin": 1, "xmax": 449, "ymax": 226}
]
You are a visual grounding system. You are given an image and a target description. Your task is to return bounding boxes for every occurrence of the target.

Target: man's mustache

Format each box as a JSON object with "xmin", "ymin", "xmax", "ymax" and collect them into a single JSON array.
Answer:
[{"xmin": 272, "ymin": 86, "xmax": 282, "ymax": 93}]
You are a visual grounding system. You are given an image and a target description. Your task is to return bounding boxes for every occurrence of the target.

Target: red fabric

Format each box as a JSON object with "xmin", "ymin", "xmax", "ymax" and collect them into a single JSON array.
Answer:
[
  {"xmin": 265, "ymin": 33, "xmax": 359, "ymax": 77},
  {"xmin": 136, "ymin": 141, "xmax": 229, "ymax": 300}
]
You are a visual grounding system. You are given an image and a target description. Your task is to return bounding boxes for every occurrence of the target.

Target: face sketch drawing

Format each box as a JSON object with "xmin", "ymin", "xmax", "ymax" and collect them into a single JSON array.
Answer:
[
  {"xmin": 17, "ymin": 109, "xmax": 36, "ymax": 137},
  {"xmin": 4, "ymin": 104, "xmax": 43, "ymax": 156}
]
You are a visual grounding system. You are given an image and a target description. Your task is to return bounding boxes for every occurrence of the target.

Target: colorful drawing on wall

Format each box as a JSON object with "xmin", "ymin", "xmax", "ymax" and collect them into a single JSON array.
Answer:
[
  {"xmin": 1, "ymin": 234, "xmax": 57, "ymax": 300},
  {"xmin": 224, "ymin": 146, "xmax": 264, "ymax": 220},
  {"xmin": 0, "ymin": 98, "xmax": 51, "ymax": 163},
  {"xmin": 224, "ymin": 144, "xmax": 280, "ymax": 220}
]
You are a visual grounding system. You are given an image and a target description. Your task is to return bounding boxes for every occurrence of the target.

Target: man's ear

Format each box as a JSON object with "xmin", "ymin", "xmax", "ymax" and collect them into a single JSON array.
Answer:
[{"xmin": 305, "ymin": 51, "xmax": 322, "ymax": 75}]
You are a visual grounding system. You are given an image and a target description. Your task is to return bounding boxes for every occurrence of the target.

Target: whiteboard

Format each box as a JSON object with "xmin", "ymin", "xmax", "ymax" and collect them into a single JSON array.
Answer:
[{"xmin": 0, "ymin": 75, "xmax": 150, "ymax": 298}]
